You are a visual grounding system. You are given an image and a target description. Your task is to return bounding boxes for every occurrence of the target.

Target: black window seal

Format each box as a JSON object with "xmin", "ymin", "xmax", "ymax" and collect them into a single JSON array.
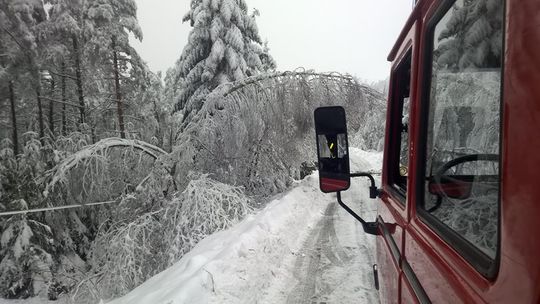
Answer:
[
  {"xmin": 388, "ymin": 184, "xmax": 407, "ymax": 203},
  {"xmin": 403, "ymin": 259, "xmax": 432, "ymax": 304},
  {"xmin": 387, "ymin": 50, "xmax": 413, "ymax": 205},
  {"xmin": 379, "ymin": 215, "xmax": 431, "ymax": 303},
  {"xmin": 414, "ymin": 0, "xmax": 505, "ymax": 280},
  {"xmin": 377, "ymin": 216, "xmax": 401, "ymax": 263}
]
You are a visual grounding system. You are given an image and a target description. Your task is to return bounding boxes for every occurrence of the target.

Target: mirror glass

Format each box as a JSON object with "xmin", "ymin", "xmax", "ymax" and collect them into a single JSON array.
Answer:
[{"xmin": 314, "ymin": 106, "xmax": 351, "ymax": 193}]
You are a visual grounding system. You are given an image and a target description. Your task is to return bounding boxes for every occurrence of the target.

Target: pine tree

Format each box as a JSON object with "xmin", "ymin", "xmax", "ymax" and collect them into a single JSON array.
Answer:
[
  {"xmin": 84, "ymin": 0, "xmax": 142, "ymax": 138},
  {"xmin": 0, "ymin": 0, "xmax": 45, "ymax": 155},
  {"xmin": 260, "ymin": 40, "xmax": 277, "ymax": 72},
  {"xmin": 0, "ymin": 134, "xmax": 58, "ymax": 299},
  {"xmin": 44, "ymin": 0, "xmax": 146, "ymax": 139},
  {"xmin": 170, "ymin": 0, "xmax": 273, "ymax": 122}
]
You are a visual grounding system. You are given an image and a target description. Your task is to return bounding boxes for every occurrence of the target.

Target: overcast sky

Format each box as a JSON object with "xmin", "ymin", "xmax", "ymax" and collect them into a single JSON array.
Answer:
[{"xmin": 131, "ymin": 0, "xmax": 412, "ymax": 82}]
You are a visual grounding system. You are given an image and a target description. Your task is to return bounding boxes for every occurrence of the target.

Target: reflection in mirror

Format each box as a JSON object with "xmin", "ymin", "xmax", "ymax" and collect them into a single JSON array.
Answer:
[{"xmin": 317, "ymin": 133, "xmax": 347, "ymax": 159}]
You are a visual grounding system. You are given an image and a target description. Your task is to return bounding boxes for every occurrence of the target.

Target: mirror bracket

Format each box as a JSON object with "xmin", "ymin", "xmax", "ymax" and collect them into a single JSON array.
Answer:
[
  {"xmin": 336, "ymin": 192, "xmax": 379, "ymax": 236},
  {"xmin": 350, "ymin": 172, "xmax": 381, "ymax": 199}
]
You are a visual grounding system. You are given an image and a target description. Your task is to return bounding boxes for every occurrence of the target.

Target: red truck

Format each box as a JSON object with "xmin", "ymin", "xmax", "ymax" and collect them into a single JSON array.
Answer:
[{"xmin": 314, "ymin": 0, "xmax": 540, "ymax": 302}]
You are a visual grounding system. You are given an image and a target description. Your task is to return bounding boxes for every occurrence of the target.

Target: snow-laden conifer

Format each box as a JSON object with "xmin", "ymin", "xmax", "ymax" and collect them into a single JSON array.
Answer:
[
  {"xmin": 169, "ymin": 0, "xmax": 274, "ymax": 123},
  {"xmin": 260, "ymin": 40, "xmax": 277, "ymax": 72}
]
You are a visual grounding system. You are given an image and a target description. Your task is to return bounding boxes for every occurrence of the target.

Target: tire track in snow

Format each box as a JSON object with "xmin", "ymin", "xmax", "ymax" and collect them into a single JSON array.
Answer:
[
  {"xmin": 286, "ymin": 202, "xmax": 352, "ymax": 304},
  {"xmin": 287, "ymin": 214, "xmax": 323, "ymax": 304},
  {"xmin": 315, "ymin": 199, "xmax": 373, "ymax": 302}
]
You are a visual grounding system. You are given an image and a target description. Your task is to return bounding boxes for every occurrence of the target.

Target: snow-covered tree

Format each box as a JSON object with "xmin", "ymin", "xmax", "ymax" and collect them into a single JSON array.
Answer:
[
  {"xmin": 39, "ymin": 0, "xmax": 85, "ymax": 132},
  {"xmin": 41, "ymin": 0, "xmax": 149, "ymax": 140},
  {"xmin": 82, "ymin": 0, "xmax": 143, "ymax": 139},
  {"xmin": 172, "ymin": 71, "xmax": 386, "ymax": 196},
  {"xmin": 260, "ymin": 40, "xmax": 277, "ymax": 72},
  {"xmin": 85, "ymin": 174, "xmax": 251, "ymax": 299},
  {"xmin": 169, "ymin": 0, "xmax": 273, "ymax": 123},
  {"xmin": 0, "ymin": 0, "xmax": 46, "ymax": 154},
  {"xmin": 0, "ymin": 0, "xmax": 167, "ymax": 300},
  {"xmin": 0, "ymin": 210, "xmax": 56, "ymax": 299},
  {"xmin": 0, "ymin": 134, "xmax": 59, "ymax": 299}
]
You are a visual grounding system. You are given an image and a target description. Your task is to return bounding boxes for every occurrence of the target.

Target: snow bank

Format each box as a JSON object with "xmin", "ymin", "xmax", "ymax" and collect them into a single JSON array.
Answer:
[
  {"xmin": 106, "ymin": 174, "xmax": 327, "ymax": 304},
  {"xmin": 349, "ymin": 147, "xmax": 383, "ymax": 173},
  {"xmin": 106, "ymin": 149, "xmax": 382, "ymax": 304}
]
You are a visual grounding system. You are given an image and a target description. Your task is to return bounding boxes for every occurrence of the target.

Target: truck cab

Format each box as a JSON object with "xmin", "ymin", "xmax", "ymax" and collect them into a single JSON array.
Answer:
[{"xmin": 315, "ymin": 0, "xmax": 540, "ymax": 302}]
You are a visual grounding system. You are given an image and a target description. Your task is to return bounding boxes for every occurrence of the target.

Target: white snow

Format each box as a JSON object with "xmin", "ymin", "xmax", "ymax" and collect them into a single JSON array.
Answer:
[{"xmin": 106, "ymin": 148, "xmax": 382, "ymax": 304}]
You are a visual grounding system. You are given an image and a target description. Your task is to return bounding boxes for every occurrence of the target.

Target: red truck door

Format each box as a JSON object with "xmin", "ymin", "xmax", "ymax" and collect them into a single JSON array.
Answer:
[{"xmin": 399, "ymin": 0, "xmax": 506, "ymax": 303}]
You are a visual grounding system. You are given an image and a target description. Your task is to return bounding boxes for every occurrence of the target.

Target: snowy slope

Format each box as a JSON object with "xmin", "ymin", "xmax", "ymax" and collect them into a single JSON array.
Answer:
[{"xmin": 106, "ymin": 148, "xmax": 382, "ymax": 304}]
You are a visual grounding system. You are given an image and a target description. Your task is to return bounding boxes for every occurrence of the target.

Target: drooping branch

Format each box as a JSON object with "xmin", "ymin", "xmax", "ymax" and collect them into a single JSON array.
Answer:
[
  {"xmin": 173, "ymin": 68, "xmax": 387, "ymax": 196},
  {"xmin": 212, "ymin": 69, "xmax": 368, "ymax": 99},
  {"xmin": 184, "ymin": 70, "xmax": 383, "ymax": 130},
  {"xmin": 43, "ymin": 137, "xmax": 167, "ymax": 196},
  {"xmin": 180, "ymin": 69, "xmax": 381, "ymax": 132}
]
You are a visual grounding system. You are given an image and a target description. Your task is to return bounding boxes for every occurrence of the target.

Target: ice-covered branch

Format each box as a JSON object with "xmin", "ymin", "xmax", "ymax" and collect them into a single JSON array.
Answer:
[
  {"xmin": 43, "ymin": 137, "xmax": 167, "ymax": 196},
  {"xmin": 172, "ymin": 69, "xmax": 386, "ymax": 196},
  {"xmin": 215, "ymin": 69, "xmax": 363, "ymax": 96}
]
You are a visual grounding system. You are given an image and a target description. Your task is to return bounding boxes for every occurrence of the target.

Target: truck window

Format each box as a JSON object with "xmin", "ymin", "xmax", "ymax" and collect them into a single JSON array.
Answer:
[
  {"xmin": 418, "ymin": 0, "xmax": 504, "ymax": 273},
  {"xmin": 388, "ymin": 52, "xmax": 411, "ymax": 199}
]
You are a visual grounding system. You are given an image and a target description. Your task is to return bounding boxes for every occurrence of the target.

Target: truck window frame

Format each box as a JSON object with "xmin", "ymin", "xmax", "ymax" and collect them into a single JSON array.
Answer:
[
  {"xmin": 386, "ymin": 50, "xmax": 412, "ymax": 203},
  {"xmin": 414, "ymin": 0, "xmax": 505, "ymax": 279}
]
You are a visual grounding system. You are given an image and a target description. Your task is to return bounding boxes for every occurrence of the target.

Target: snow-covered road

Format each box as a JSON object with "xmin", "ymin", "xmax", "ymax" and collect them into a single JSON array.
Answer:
[
  {"xmin": 283, "ymin": 201, "xmax": 378, "ymax": 304},
  {"xmin": 107, "ymin": 148, "xmax": 382, "ymax": 304}
]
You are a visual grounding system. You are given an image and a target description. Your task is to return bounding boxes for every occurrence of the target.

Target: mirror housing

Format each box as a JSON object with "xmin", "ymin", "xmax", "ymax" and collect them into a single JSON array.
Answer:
[{"xmin": 314, "ymin": 106, "xmax": 351, "ymax": 193}]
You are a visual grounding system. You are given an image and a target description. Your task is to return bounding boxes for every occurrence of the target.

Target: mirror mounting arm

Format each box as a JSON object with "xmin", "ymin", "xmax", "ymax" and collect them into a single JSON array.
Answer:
[
  {"xmin": 350, "ymin": 172, "xmax": 381, "ymax": 199},
  {"xmin": 336, "ymin": 192, "xmax": 379, "ymax": 235}
]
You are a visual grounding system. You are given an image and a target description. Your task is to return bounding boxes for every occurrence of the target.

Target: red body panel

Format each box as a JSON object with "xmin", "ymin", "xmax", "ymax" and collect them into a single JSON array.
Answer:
[
  {"xmin": 401, "ymin": 276, "xmax": 420, "ymax": 304},
  {"xmin": 377, "ymin": 0, "xmax": 540, "ymax": 303},
  {"xmin": 376, "ymin": 228, "xmax": 401, "ymax": 303},
  {"xmin": 320, "ymin": 177, "xmax": 349, "ymax": 192}
]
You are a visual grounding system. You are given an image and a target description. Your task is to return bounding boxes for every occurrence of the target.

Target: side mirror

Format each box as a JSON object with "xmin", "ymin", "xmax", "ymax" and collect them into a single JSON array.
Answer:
[{"xmin": 314, "ymin": 106, "xmax": 351, "ymax": 193}]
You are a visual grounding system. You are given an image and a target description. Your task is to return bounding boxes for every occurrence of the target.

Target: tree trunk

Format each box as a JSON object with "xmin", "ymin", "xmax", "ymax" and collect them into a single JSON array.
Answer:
[
  {"xmin": 72, "ymin": 35, "xmax": 85, "ymax": 126},
  {"xmin": 37, "ymin": 86, "xmax": 45, "ymax": 143},
  {"xmin": 8, "ymin": 81, "xmax": 19, "ymax": 155},
  {"xmin": 168, "ymin": 127, "xmax": 174, "ymax": 153},
  {"xmin": 112, "ymin": 36, "xmax": 125, "ymax": 139},
  {"xmin": 91, "ymin": 126, "xmax": 96, "ymax": 144},
  {"xmin": 152, "ymin": 98, "xmax": 164, "ymax": 148},
  {"xmin": 49, "ymin": 77, "xmax": 55, "ymax": 137},
  {"xmin": 61, "ymin": 61, "xmax": 67, "ymax": 136}
]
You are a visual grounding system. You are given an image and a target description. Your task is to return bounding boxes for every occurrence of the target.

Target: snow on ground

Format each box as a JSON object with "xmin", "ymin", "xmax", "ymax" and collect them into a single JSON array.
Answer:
[
  {"xmin": 107, "ymin": 147, "xmax": 382, "ymax": 304},
  {"xmin": 0, "ymin": 148, "xmax": 382, "ymax": 304}
]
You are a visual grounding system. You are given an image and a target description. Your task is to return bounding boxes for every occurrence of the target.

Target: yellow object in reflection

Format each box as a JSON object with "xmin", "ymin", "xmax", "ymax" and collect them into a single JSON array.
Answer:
[{"xmin": 330, "ymin": 143, "xmax": 334, "ymax": 150}]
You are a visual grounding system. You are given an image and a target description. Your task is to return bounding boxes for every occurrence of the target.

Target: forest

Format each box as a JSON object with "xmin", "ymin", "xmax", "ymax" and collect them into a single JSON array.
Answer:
[{"xmin": 0, "ymin": 0, "xmax": 386, "ymax": 302}]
